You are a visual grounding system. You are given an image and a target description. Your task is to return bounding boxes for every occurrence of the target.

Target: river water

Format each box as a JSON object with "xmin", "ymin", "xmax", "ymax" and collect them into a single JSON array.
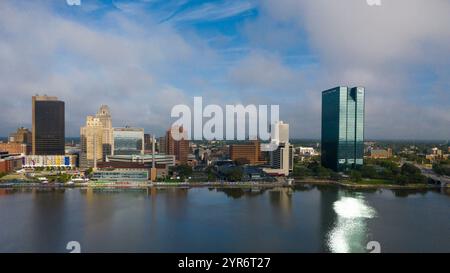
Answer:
[{"xmin": 0, "ymin": 185, "xmax": 448, "ymax": 253}]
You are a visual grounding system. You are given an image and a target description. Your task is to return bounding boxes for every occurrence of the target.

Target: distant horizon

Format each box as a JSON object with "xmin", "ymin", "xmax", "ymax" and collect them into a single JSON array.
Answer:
[{"xmin": 2, "ymin": 136, "xmax": 449, "ymax": 144}]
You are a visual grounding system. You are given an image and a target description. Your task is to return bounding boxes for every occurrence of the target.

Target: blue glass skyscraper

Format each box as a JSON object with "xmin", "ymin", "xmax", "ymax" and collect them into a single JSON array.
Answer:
[{"xmin": 321, "ymin": 86, "xmax": 365, "ymax": 171}]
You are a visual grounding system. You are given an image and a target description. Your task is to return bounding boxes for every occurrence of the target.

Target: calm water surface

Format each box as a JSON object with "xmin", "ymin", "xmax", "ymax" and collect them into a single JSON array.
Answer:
[{"xmin": 0, "ymin": 185, "xmax": 449, "ymax": 253}]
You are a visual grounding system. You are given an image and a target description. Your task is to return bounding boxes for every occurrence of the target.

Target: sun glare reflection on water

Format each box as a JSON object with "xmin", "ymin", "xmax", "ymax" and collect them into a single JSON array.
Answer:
[{"xmin": 327, "ymin": 195, "xmax": 377, "ymax": 253}]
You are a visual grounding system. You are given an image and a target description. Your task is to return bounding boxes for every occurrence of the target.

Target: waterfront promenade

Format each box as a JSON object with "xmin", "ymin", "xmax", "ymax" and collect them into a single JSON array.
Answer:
[{"xmin": 0, "ymin": 179, "xmax": 447, "ymax": 190}]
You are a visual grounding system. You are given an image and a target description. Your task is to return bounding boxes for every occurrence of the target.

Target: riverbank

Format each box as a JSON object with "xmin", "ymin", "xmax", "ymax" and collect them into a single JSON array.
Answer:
[
  {"xmin": 0, "ymin": 179, "xmax": 446, "ymax": 190},
  {"xmin": 0, "ymin": 180, "xmax": 290, "ymax": 189},
  {"xmin": 294, "ymin": 178, "xmax": 444, "ymax": 190}
]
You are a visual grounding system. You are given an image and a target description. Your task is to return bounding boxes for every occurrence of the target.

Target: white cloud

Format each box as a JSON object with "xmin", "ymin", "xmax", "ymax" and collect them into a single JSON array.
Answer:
[
  {"xmin": 0, "ymin": 1, "xmax": 201, "ymax": 136},
  {"xmin": 228, "ymin": 51, "xmax": 301, "ymax": 92},
  {"xmin": 0, "ymin": 0, "xmax": 448, "ymax": 140},
  {"xmin": 236, "ymin": 0, "xmax": 450, "ymax": 139}
]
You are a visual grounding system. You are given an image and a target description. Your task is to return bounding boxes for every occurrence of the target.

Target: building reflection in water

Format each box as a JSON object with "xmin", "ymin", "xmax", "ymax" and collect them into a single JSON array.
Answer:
[
  {"xmin": 268, "ymin": 187, "xmax": 293, "ymax": 215},
  {"xmin": 443, "ymin": 187, "xmax": 450, "ymax": 196},
  {"xmin": 146, "ymin": 187, "xmax": 190, "ymax": 250},
  {"xmin": 30, "ymin": 188, "xmax": 67, "ymax": 252},
  {"xmin": 213, "ymin": 187, "xmax": 266, "ymax": 199},
  {"xmin": 192, "ymin": 186, "xmax": 294, "ymax": 216},
  {"xmin": 0, "ymin": 188, "xmax": 16, "ymax": 196},
  {"xmin": 325, "ymin": 191, "xmax": 376, "ymax": 253},
  {"xmin": 147, "ymin": 187, "xmax": 189, "ymax": 220}
]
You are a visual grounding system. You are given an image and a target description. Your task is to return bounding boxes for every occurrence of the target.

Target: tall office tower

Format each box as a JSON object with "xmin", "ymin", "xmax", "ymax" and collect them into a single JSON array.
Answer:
[
  {"xmin": 269, "ymin": 121, "xmax": 293, "ymax": 176},
  {"xmin": 144, "ymin": 133, "xmax": 153, "ymax": 153},
  {"xmin": 95, "ymin": 105, "xmax": 113, "ymax": 160},
  {"xmin": 9, "ymin": 127, "xmax": 32, "ymax": 154},
  {"xmin": 321, "ymin": 86, "xmax": 365, "ymax": 171},
  {"xmin": 165, "ymin": 126, "xmax": 189, "ymax": 164},
  {"xmin": 80, "ymin": 116, "xmax": 104, "ymax": 168},
  {"xmin": 271, "ymin": 121, "xmax": 290, "ymax": 144},
  {"xmin": 112, "ymin": 127, "xmax": 144, "ymax": 155},
  {"xmin": 32, "ymin": 95, "xmax": 65, "ymax": 155},
  {"xmin": 269, "ymin": 143, "xmax": 294, "ymax": 175},
  {"xmin": 158, "ymin": 136, "xmax": 167, "ymax": 154}
]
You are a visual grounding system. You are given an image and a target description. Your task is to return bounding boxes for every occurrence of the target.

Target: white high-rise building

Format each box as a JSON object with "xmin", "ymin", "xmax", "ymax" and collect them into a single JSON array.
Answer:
[
  {"xmin": 279, "ymin": 125, "xmax": 289, "ymax": 144},
  {"xmin": 271, "ymin": 121, "xmax": 289, "ymax": 144},
  {"xmin": 80, "ymin": 116, "xmax": 103, "ymax": 168},
  {"xmin": 96, "ymin": 105, "xmax": 113, "ymax": 160},
  {"xmin": 264, "ymin": 121, "xmax": 293, "ymax": 176}
]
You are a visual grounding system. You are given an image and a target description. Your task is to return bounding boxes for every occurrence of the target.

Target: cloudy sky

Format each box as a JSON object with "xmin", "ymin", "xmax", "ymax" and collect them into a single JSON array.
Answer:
[{"xmin": 0, "ymin": 0, "xmax": 449, "ymax": 140}]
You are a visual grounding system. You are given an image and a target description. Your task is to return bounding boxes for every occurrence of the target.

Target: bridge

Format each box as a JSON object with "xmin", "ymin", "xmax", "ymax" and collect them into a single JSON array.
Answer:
[
  {"xmin": 413, "ymin": 163, "xmax": 450, "ymax": 188},
  {"xmin": 421, "ymin": 172, "xmax": 450, "ymax": 188}
]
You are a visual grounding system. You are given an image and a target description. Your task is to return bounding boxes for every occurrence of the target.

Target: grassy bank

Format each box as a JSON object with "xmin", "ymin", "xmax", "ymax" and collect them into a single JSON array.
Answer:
[
  {"xmin": 294, "ymin": 177, "xmax": 440, "ymax": 189},
  {"xmin": 0, "ymin": 173, "xmax": 33, "ymax": 182}
]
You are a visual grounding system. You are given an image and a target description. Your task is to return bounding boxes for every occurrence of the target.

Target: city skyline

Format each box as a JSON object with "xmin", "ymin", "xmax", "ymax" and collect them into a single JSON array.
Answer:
[
  {"xmin": 0, "ymin": 1, "xmax": 449, "ymax": 140},
  {"xmin": 0, "ymin": 0, "xmax": 449, "ymax": 257},
  {"xmin": 1, "ymin": 94, "xmax": 448, "ymax": 142}
]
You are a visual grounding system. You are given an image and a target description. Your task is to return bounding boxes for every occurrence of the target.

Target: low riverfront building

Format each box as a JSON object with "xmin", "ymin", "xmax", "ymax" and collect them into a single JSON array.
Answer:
[
  {"xmin": 23, "ymin": 155, "xmax": 77, "ymax": 168},
  {"xmin": 91, "ymin": 169, "xmax": 149, "ymax": 186}
]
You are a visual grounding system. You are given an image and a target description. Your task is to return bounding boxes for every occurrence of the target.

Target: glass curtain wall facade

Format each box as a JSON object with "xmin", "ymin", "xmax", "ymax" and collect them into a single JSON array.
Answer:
[
  {"xmin": 91, "ymin": 170, "xmax": 148, "ymax": 181},
  {"xmin": 32, "ymin": 96, "xmax": 65, "ymax": 155},
  {"xmin": 113, "ymin": 128, "xmax": 144, "ymax": 155},
  {"xmin": 321, "ymin": 87, "xmax": 365, "ymax": 171}
]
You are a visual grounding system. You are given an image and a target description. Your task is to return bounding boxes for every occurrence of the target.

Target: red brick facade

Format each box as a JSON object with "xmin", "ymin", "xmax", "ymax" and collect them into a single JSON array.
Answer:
[
  {"xmin": 0, "ymin": 143, "xmax": 28, "ymax": 155},
  {"xmin": 0, "ymin": 157, "xmax": 23, "ymax": 173}
]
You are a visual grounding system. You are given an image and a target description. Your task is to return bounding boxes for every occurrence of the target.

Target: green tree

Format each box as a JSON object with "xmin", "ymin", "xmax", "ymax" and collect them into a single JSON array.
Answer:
[
  {"xmin": 307, "ymin": 160, "xmax": 320, "ymax": 170},
  {"xmin": 228, "ymin": 168, "xmax": 243, "ymax": 182},
  {"xmin": 59, "ymin": 173, "xmax": 72, "ymax": 183},
  {"xmin": 315, "ymin": 166, "xmax": 331, "ymax": 179},
  {"xmin": 330, "ymin": 171, "xmax": 341, "ymax": 181},
  {"xmin": 350, "ymin": 170, "xmax": 362, "ymax": 182},
  {"xmin": 433, "ymin": 164, "xmax": 450, "ymax": 176},
  {"xmin": 174, "ymin": 164, "xmax": 193, "ymax": 179},
  {"xmin": 395, "ymin": 174, "xmax": 409, "ymax": 185},
  {"xmin": 293, "ymin": 165, "xmax": 312, "ymax": 178},
  {"xmin": 361, "ymin": 165, "xmax": 377, "ymax": 179},
  {"xmin": 234, "ymin": 158, "xmax": 250, "ymax": 166},
  {"xmin": 204, "ymin": 166, "xmax": 217, "ymax": 181},
  {"xmin": 401, "ymin": 163, "xmax": 421, "ymax": 176},
  {"xmin": 85, "ymin": 168, "xmax": 94, "ymax": 177},
  {"xmin": 395, "ymin": 163, "xmax": 426, "ymax": 184}
]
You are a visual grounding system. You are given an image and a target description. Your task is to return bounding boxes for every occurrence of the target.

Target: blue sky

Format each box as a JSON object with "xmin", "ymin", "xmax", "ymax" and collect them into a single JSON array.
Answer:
[{"xmin": 0, "ymin": 0, "xmax": 449, "ymax": 140}]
